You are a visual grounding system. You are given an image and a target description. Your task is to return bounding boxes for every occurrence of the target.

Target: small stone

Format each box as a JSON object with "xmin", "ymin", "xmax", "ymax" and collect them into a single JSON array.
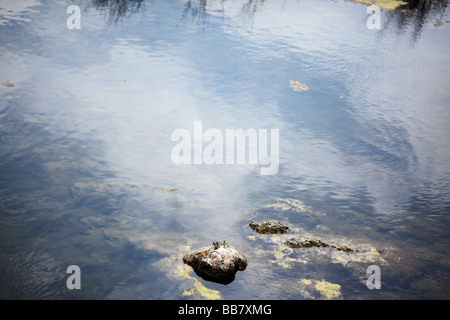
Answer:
[
  {"xmin": 181, "ymin": 287, "xmax": 195, "ymax": 296},
  {"xmin": 2, "ymin": 80, "xmax": 14, "ymax": 87},
  {"xmin": 153, "ymin": 186, "xmax": 178, "ymax": 192},
  {"xmin": 330, "ymin": 244, "xmax": 354, "ymax": 252},
  {"xmin": 183, "ymin": 245, "xmax": 247, "ymax": 284},
  {"xmin": 249, "ymin": 220, "xmax": 290, "ymax": 234}
]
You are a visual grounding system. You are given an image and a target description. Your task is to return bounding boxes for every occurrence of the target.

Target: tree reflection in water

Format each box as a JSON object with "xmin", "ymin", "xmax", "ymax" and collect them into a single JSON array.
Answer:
[
  {"xmin": 380, "ymin": 0, "xmax": 448, "ymax": 41},
  {"xmin": 90, "ymin": 0, "xmax": 145, "ymax": 25},
  {"xmin": 86, "ymin": 0, "xmax": 448, "ymax": 41}
]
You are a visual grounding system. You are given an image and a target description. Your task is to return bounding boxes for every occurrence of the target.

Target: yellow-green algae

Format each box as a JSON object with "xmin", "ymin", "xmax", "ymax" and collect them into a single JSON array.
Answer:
[
  {"xmin": 299, "ymin": 279, "xmax": 342, "ymax": 299},
  {"xmin": 289, "ymin": 80, "xmax": 311, "ymax": 92},
  {"xmin": 247, "ymin": 197, "xmax": 396, "ymax": 298},
  {"xmin": 141, "ymin": 234, "xmax": 223, "ymax": 300},
  {"xmin": 315, "ymin": 281, "xmax": 342, "ymax": 299},
  {"xmin": 175, "ymin": 262, "xmax": 222, "ymax": 300},
  {"xmin": 249, "ymin": 224, "xmax": 388, "ymax": 270},
  {"xmin": 349, "ymin": 0, "xmax": 407, "ymax": 10},
  {"xmin": 154, "ymin": 248, "xmax": 222, "ymax": 300},
  {"xmin": 266, "ymin": 198, "xmax": 311, "ymax": 212}
]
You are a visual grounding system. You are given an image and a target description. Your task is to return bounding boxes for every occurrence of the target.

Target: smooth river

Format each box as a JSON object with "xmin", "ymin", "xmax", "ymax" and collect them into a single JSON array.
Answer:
[{"xmin": 0, "ymin": 0, "xmax": 449, "ymax": 299}]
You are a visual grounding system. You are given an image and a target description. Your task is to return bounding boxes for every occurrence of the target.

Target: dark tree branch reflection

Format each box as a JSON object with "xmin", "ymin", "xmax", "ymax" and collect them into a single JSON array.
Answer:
[
  {"xmin": 181, "ymin": 0, "xmax": 266, "ymax": 27},
  {"xmin": 85, "ymin": 0, "xmax": 447, "ymax": 43},
  {"xmin": 384, "ymin": 0, "xmax": 448, "ymax": 42},
  {"xmin": 90, "ymin": 0, "xmax": 145, "ymax": 25},
  {"xmin": 182, "ymin": 0, "xmax": 210, "ymax": 23}
]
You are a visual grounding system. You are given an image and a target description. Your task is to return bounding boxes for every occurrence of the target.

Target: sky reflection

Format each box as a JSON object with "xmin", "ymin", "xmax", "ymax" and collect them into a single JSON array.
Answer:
[{"xmin": 0, "ymin": 0, "xmax": 449, "ymax": 299}]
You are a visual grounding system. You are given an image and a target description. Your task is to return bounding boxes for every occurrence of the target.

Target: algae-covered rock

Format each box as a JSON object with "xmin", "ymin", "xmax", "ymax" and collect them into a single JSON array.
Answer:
[
  {"xmin": 177, "ymin": 264, "xmax": 222, "ymax": 300},
  {"xmin": 249, "ymin": 220, "xmax": 290, "ymax": 234},
  {"xmin": 183, "ymin": 244, "xmax": 247, "ymax": 284},
  {"xmin": 285, "ymin": 238, "xmax": 328, "ymax": 249},
  {"xmin": 1, "ymin": 80, "xmax": 14, "ymax": 87},
  {"xmin": 285, "ymin": 233, "xmax": 354, "ymax": 252},
  {"xmin": 329, "ymin": 243, "xmax": 354, "ymax": 252}
]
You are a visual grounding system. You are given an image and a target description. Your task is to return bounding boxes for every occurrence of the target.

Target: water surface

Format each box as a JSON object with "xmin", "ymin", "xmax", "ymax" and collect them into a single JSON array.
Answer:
[{"xmin": 1, "ymin": 0, "xmax": 449, "ymax": 299}]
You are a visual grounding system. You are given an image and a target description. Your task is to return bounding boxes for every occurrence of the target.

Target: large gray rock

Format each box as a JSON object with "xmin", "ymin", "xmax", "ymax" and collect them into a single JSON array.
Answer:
[{"xmin": 183, "ymin": 245, "xmax": 247, "ymax": 284}]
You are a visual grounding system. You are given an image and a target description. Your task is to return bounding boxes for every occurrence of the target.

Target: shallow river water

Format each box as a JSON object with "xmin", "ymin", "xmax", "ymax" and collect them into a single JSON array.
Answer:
[{"xmin": 1, "ymin": 0, "xmax": 449, "ymax": 299}]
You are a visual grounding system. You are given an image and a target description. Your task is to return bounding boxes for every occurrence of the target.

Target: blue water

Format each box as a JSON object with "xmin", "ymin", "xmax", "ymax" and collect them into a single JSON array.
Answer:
[{"xmin": 1, "ymin": 0, "xmax": 449, "ymax": 299}]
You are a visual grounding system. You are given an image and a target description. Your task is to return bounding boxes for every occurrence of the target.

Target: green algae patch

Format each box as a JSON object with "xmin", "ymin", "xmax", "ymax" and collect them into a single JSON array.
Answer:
[
  {"xmin": 154, "ymin": 247, "xmax": 223, "ymax": 300},
  {"xmin": 176, "ymin": 263, "xmax": 222, "ymax": 300},
  {"xmin": 143, "ymin": 235, "xmax": 223, "ymax": 300},
  {"xmin": 298, "ymin": 279, "xmax": 342, "ymax": 299},
  {"xmin": 315, "ymin": 281, "xmax": 342, "ymax": 299},
  {"xmin": 349, "ymin": 0, "xmax": 407, "ymax": 10}
]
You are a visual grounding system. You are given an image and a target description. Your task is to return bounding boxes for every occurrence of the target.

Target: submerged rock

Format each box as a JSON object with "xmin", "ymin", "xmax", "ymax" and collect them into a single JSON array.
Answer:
[
  {"xmin": 285, "ymin": 233, "xmax": 354, "ymax": 252},
  {"xmin": 249, "ymin": 220, "xmax": 290, "ymax": 234},
  {"xmin": 183, "ymin": 244, "xmax": 247, "ymax": 284},
  {"xmin": 1, "ymin": 80, "xmax": 14, "ymax": 87},
  {"xmin": 285, "ymin": 238, "xmax": 328, "ymax": 249},
  {"xmin": 152, "ymin": 186, "xmax": 178, "ymax": 192}
]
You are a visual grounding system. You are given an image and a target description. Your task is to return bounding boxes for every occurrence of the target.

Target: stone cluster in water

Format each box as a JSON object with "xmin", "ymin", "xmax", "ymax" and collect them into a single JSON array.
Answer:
[{"xmin": 179, "ymin": 197, "xmax": 387, "ymax": 299}]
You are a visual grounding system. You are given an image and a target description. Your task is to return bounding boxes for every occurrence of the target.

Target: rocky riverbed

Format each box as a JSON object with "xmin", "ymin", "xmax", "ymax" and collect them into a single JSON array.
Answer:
[{"xmin": 134, "ymin": 195, "xmax": 392, "ymax": 299}]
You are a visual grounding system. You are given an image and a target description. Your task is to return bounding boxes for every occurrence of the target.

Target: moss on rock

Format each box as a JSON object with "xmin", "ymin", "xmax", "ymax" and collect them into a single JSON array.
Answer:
[{"xmin": 249, "ymin": 220, "xmax": 290, "ymax": 234}]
